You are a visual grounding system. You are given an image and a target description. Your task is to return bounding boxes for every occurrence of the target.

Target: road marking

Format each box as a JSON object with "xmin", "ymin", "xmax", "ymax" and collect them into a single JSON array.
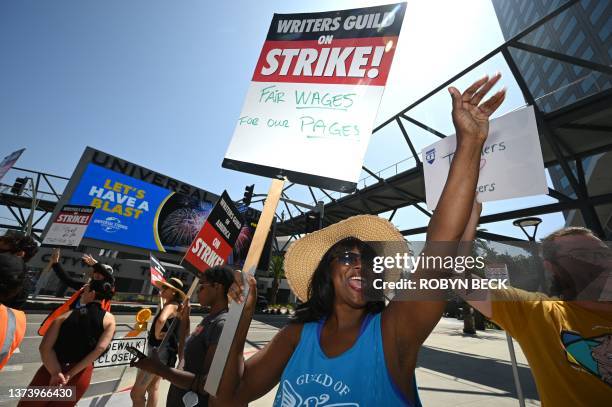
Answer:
[{"xmin": 0, "ymin": 365, "xmax": 23, "ymax": 372}]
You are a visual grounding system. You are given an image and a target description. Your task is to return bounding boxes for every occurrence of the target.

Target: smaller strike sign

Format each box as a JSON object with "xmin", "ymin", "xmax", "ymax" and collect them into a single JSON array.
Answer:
[
  {"xmin": 181, "ymin": 191, "xmax": 242, "ymax": 276},
  {"xmin": 42, "ymin": 205, "xmax": 96, "ymax": 247}
]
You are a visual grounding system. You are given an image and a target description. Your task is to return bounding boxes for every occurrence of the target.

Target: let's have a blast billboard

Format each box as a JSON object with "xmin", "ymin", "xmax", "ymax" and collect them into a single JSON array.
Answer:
[
  {"xmin": 40, "ymin": 148, "xmax": 271, "ymax": 271},
  {"xmin": 41, "ymin": 148, "xmax": 219, "ymax": 257},
  {"xmin": 208, "ymin": 3, "xmax": 406, "ymax": 396},
  {"xmin": 223, "ymin": 2, "xmax": 406, "ymax": 192}
]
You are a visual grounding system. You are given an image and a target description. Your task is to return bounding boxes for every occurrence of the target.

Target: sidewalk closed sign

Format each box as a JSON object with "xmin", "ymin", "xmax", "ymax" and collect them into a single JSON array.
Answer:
[{"xmin": 94, "ymin": 337, "xmax": 147, "ymax": 368}]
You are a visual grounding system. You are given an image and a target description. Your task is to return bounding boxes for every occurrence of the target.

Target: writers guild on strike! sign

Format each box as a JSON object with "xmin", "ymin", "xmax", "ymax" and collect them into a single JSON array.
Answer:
[
  {"xmin": 223, "ymin": 3, "xmax": 407, "ymax": 193},
  {"xmin": 42, "ymin": 205, "xmax": 96, "ymax": 247},
  {"xmin": 181, "ymin": 191, "xmax": 243, "ymax": 275}
]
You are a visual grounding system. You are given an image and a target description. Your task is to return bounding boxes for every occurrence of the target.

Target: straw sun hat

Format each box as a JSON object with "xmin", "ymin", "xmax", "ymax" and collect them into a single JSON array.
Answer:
[
  {"xmin": 284, "ymin": 215, "xmax": 409, "ymax": 302},
  {"xmin": 155, "ymin": 277, "xmax": 187, "ymax": 301}
]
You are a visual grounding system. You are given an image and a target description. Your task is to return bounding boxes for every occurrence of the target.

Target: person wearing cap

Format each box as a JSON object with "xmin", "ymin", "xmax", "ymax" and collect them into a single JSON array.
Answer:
[
  {"xmin": 0, "ymin": 253, "xmax": 27, "ymax": 371},
  {"xmin": 38, "ymin": 249, "xmax": 114, "ymax": 336},
  {"xmin": 18, "ymin": 275, "xmax": 116, "ymax": 406},
  {"xmin": 208, "ymin": 75, "xmax": 506, "ymax": 406},
  {"xmin": 131, "ymin": 276, "xmax": 186, "ymax": 407},
  {"xmin": 133, "ymin": 265, "xmax": 235, "ymax": 407}
]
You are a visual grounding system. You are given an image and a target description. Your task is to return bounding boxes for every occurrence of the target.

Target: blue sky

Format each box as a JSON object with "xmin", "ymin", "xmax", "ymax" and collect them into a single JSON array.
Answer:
[{"xmin": 0, "ymin": 0, "xmax": 565, "ymax": 242}]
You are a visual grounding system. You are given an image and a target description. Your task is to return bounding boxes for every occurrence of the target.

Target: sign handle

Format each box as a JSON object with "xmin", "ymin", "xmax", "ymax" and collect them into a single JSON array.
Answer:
[{"xmin": 204, "ymin": 177, "xmax": 285, "ymax": 396}]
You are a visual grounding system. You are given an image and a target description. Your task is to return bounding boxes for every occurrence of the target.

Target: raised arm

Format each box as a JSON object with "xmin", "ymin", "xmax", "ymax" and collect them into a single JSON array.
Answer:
[
  {"xmin": 65, "ymin": 312, "xmax": 116, "ymax": 382},
  {"xmin": 49, "ymin": 249, "xmax": 84, "ymax": 291},
  {"xmin": 212, "ymin": 322, "xmax": 301, "ymax": 405},
  {"xmin": 457, "ymin": 200, "xmax": 493, "ymax": 317},
  {"xmin": 210, "ymin": 271, "xmax": 301, "ymax": 406},
  {"xmin": 384, "ymin": 74, "xmax": 506, "ymax": 345}
]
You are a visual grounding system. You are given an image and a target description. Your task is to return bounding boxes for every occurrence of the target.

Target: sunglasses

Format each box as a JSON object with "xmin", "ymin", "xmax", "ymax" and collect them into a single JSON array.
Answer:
[{"xmin": 335, "ymin": 251, "xmax": 362, "ymax": 267}]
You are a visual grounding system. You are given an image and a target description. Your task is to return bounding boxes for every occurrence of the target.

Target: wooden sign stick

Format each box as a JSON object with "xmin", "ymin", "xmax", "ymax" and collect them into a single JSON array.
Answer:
[{"xmin": 204, "ymin": 177, "xmax": 285, "ymax": 396}]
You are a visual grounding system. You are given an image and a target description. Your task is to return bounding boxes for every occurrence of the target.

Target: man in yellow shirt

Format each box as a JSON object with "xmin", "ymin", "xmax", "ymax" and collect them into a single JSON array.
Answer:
[{"xmin": 463, "ymin": 203, "xmax": 612, "ymax": 405}]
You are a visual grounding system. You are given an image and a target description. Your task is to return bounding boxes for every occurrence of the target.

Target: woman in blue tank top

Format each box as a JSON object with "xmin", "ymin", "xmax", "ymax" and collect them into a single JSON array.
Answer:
[{"xmin": 206, "ymin": 75, "xmax": 506, "ymax": 406}]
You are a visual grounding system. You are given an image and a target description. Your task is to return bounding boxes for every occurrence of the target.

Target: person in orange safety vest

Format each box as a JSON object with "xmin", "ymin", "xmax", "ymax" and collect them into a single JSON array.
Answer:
[{"xmin": 0, "ymin": 253, "xmax": 28, "ymax": 370}]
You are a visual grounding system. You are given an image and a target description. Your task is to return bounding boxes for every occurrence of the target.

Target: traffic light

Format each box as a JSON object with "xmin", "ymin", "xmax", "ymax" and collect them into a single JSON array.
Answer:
[
  {"xmin": 10, "ymin": 177, "xmax": 27, "ymax": 195},
  {"xmin": 243, "ymin": 184, "xmax": 255, "ymax": 207},
  {"xmin": 304, "ymin": 211, "xmax": 321, "ymax": 233}
]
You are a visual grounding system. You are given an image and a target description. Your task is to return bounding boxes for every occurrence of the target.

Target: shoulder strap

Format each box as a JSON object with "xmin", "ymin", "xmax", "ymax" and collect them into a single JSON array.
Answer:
[{"xmin": 38, "ymin": 288, "xmax": 83, "ymax": 336}]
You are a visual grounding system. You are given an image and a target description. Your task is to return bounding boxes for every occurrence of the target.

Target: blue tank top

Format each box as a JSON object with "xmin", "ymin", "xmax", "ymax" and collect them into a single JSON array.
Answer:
[{"xmin": 273, "ymin": 313, "xmax": 421, "ymax": 406}]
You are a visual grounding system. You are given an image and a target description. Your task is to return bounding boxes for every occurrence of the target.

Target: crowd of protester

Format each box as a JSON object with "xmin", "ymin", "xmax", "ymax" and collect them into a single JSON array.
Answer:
[{"xmin": 1, "ymin": 75, "xmax": 609, "ymax": 405}]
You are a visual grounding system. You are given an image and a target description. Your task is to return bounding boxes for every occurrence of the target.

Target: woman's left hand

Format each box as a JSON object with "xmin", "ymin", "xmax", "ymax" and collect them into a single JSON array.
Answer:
[
  {"xmin": 82, "ymin": 254, "xmax": 98, "ymax": 266},
  {"xmin": 132, "ymin": 351, "xmax": 163, "ymax": 375},
  {"xmin": 449, "ymin": 73, "xmax": 506, "ymax": 145},
  {"xmin": 228, "ymin": 270, "xmax": 257, "ymax": 310},
  {"xmin": 49, "ymin": 372, "xmax": 67, "ymax": 386}
]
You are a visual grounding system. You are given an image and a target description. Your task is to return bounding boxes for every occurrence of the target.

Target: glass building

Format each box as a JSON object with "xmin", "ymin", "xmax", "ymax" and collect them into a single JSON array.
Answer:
[
  {"xmin": 492, "ymin": 0, "xmax": 611, "ymax": 113},
  {"xmin": 492, "ymin": 0, "xmax": 612, "ymax": 237}
]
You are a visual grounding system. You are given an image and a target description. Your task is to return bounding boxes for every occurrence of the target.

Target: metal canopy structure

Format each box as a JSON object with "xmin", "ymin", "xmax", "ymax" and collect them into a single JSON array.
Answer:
[
  {"xmin": 0, "ymin": 167, "xmax": 70, "ymax": 240},
  {"xmin": 276, "ymin": 0, "xmax": 612, "ymax": 240}
]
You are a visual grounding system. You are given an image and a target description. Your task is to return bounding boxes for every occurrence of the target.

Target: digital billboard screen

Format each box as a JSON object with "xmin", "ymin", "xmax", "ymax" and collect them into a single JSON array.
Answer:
[
  {"xmin": 45, "ymin": 148, "xmax": 271, "ymax": 271},
  {"xmin": 67, "ymin": 162, "xmax": 214, "ymax": 253},
  {"xmin": 42, "ymin": 147, "xmax": 219, "ymax": 256}
]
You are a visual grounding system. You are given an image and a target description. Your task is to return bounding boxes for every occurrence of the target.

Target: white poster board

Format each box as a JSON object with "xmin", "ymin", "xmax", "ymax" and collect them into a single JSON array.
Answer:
[
  {"xmin": 42, "ymin": 205, "xmax": 96, "ymax": 247},
  {"xmin": 223, "ymin": 3, "xmax": 407, "ymax": 192},
  {"xmin": 422, "ymin": 105, "xmax": 548, "ymax": 209},
  {"xmin": 94, "ymin": 337, "xmax": 147, "ymax": 368}
]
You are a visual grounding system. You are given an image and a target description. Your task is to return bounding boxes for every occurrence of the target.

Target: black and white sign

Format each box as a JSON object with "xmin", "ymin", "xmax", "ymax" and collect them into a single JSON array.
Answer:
[
  {"xmin": 42, "ymin": 205, "xmax": 96, "ymax": 247},
  {"xmin": 94, "ymin": 337, "xmax": 147, "ymax": 368}
]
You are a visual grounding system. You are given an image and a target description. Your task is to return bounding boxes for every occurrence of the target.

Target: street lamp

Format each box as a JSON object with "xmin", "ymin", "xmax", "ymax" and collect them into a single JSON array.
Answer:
[
  {"xmin": 507, "ymin": 216, "xmax": 542, "ymax": 407},
  {"xmin": 512, "ymin": 217, "xmax": 542, "ymax": 241}
]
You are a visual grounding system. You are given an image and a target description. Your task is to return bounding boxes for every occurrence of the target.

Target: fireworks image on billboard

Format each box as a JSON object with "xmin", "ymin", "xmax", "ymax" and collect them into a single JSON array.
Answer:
[{"xmin": 158, "ymin": 194, "xmax": 213, "ymax": 252}]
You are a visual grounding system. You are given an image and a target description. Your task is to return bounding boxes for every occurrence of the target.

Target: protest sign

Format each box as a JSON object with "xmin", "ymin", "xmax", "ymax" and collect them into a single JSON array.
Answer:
[
  {"xmin": 156, "ymin": 192, "xmax": 243, "ymax": 352},
  {"xmin": 205, "ymin": 179, "xmax": 283, "ymax": 396},
  {"xmin": 422, "ymin": 105, "xmax": 548, "ymax": 209},
  {"xmin": 42, "ymin": 205, "xmax": 96, "ymax": 247},
  {"xmin": 223, "ymin": 3, "xmax": 407, "ymax": 193},
  {"xmin": 209, "ymin": 3, "xmax": 407, "ymax": 395},
  {"xmin": 0, "ymin": 148, "xmax": 25, "ymax": 183},
  {"xmin": 94, "ymin": 337, "xmax": 147, "ymax": 368},
  {"xmin": 181, "ymin": 191, "xmax": 243, "ymax": 277},
  {"xmin": 149, "ymin": 254, "xmax": 167, "ymax": 286}
]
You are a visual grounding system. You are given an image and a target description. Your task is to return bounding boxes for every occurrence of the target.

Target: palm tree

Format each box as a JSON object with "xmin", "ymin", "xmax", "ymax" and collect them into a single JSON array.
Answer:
[{"xmin": 268, "ymin": 254, "xmax": 284, "ymax": 305}]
